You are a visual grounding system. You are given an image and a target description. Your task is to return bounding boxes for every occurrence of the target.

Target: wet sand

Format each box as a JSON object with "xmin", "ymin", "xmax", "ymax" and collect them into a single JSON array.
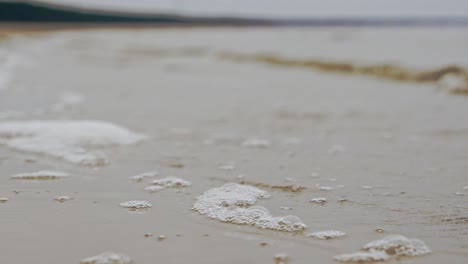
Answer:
[{"xmin": 0, "ymin": 26, "xmax": 467, "ymax": 264}]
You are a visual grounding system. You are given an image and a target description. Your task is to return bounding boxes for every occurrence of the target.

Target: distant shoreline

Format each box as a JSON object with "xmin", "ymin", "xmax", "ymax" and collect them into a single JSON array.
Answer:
[{"xmin": 1, "ymin": 1, "xmax": 468, "ymax": 27}]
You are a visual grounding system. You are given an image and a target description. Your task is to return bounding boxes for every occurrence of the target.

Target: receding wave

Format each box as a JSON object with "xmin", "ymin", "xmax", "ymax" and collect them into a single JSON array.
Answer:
[{"xmin": 219, "ymin": 52, "xmax": 468, "ymax": 95}]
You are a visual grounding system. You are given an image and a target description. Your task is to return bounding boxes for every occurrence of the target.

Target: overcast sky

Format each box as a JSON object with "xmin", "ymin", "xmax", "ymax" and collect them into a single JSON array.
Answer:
[{"xmin": 40, "ymin": 0, "xmax": 468, "ymax": 18}]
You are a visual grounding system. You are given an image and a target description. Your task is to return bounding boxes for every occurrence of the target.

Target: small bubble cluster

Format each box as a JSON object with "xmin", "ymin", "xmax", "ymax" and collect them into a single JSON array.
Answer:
[
  {"xmin": 334, "ymin": 251, "xmax": 390, "ymax": 262},
  {"xmin": 11, "ymin": 170, "xmax": 69, "ymax": 180},
  {"xmin": 120, "ymin": 200, "xmax": 152, "ymax": 209},
  {"xmin": 129, "ymin": 171, "xmax": 159, "ymax": 182},
  {"xmin": 152, "ymin": 176, "xmax": 191, "ymax": 188},
  {"xmin": 334, "ymin": 235, "xmax": 431, "ymax": 262},
  {"xmin": 193, "ymin": 183, "xmax": 307, "ymax": 232},
  {"xmin": 306, "ymin": 230, "xmax": 346, "ymax": 240},
  {"xmin": 144, "ymin": 185, "xmax": 164, "ymax": 193},
  {"xmin": 80, "ymin": 252, "xmax": 133, "ymax": 264},
  {"xmin": 310, "ymin": 197, "xmax": 327, "ymax": 204}
]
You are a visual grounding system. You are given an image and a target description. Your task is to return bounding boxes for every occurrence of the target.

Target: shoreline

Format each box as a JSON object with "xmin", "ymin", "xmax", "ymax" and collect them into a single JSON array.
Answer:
[{"xmin": 1, "ymin": 26, "xmax": 467, "ymax": 264}]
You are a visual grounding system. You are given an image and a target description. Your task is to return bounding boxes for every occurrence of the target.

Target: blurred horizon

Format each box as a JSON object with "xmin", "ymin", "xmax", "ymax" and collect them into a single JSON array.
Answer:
[{"xmin": 3, "ymin": 0, "xmax": 468, "ymax": 19}]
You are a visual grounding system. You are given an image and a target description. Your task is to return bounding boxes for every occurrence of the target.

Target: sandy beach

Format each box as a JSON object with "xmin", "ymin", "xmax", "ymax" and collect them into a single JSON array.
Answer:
[{"xmin": 0, "ymin": 26, "xmax": 467, "ymax": 264}]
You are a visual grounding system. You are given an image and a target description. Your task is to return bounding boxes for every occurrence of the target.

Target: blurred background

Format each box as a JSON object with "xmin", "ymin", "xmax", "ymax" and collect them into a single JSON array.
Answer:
[
  {"xmin": 17, "ymin": 0, "xmax": 468, "ymax": 18},
  {"xmin": 1, "ymin": 0, "xmax": 468, "ymax": 23}
]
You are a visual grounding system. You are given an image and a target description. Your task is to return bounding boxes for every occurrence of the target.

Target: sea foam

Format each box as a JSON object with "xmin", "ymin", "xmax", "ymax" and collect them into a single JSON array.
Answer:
[
  {"xmin": 307, "ymin": 230, "xmax": 346, "ymax": 239},
  {"xmin": 129, "ymin": 171, "xmax": 159, "ymax": 182},
  {"xmin": 152, "ymin": 176, "xmax": 191, "ymax": 188},
  {"xmin": 11, "ymin": 170, "xmax": 69, "ymax": 180},
  {"xmin": 80, "ymin": 252, "xmax": 133, "ymax": 264},
  {"xmin": 193, "ymin": 183, "xmax": 307, "ymax": 232},
  {"xmin": 120, "ymin": 200, "xmax": 152, "ymax": 209},
  {"xmin": 334, "ymin": 235, "xmax": 431, "ymax": 262},
  {"xmin": 0, "ymin": 120, "xmax": 146, "ymax": 165}
]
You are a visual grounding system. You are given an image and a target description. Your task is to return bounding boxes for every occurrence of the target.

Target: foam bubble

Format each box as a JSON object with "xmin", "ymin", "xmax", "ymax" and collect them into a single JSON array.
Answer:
[
  {"xmin": 144, "ymin": 185, "xmax": 164, "ymax": 193},
  {"xmin": 0, "ymin": 120, "xmax": 146, "ymax": 166},
  {"xmin": 310, "ymin": 197, "xmax": 327, "ymax": 204},
  {"xmin": 0, "ymin": 198, "xmax": 8, "ymax": 203},
  {"xmin": 193, "ymin": 183, "xmax": 307, "ymax": 232},
  {"xmin": 317, "ymin": 186, "xmax": 335, "ymax": 191},
  {"xmin": 80, "ymin": 252, "xmax": 133, "ymax": 264},
  {"xmin": 306, "ymin": 230, "xmax": 346, "ymax": 239},
  {"xmin": 152, "ymin": 176, "xmax": 191, "ymax": 188},
  {"xmin": 129, "ymin": 171, "xmax": 159, "ymax": 182},
  {"xmin": 334, "ymin": 235, "xmax": 431, "ymax": 262},
  {"xmin": 363, "ymin": 235, "xmax": 431, "ymax": 257},
  {"xmin": 120, "ymin": 200, "xmax": 152, "ymax": 209},
  {"xmin": 54, "ymin": 196, "xmax": 73, "ymax": 202},
  {"xmin": 11, "ymin": 170, "xmax": 69, "ymax": 180},
  {"xmin": 334, "ymin": 251, "xmax": 390, "ymax": 262},
  {"xmin": 242, "ymin": 138, "xmax": 271, "ymax": 148}
]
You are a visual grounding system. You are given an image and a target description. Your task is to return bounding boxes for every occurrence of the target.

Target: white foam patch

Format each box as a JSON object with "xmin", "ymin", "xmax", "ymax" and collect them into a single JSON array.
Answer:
[
  {"xmin": 306, "ymin": 230, "xmax": 346, "ymax": 239},
  {"xmin": 242, "ymin": 138, "xmax": 271, "ymax": 148},
  {"xmin": 317, "ymin": 186, "xmax": 335, "ymax": 191},
  {"xmin": 363, "ymin": 235, "xmax": 431, "ymax": 257},
  {"xmin": 334, "ymin": 235, "xmax": 431, "ymax": 262},
  {"xmin": 334, "ymin": 251, "xmax": 390, "ymax": 262},
  {"xmin": 11, "ymin": 170, "xmax": 69, "ymax": 180},
  {"xmin": 144, "ymin": 185, "xmax": 164, "ymax": 193},
  {"xmin": 152, "ymin": 176, "xmax": 191, "ymax": 188},
  {"xmin": 54, "ymin": 196, "xmax": 73, "ymax": 202},
  {"xmin": 80, "ymin": 252, "xmax": 133, "ymax": 264},
  {"xmin": 129, "ymin": 171, "xmax": 159, "ymax": 182},
  {"xmin": 119, "ymin": 200, "xmax": 152, "ymax": 209},
  {"xmin": 310, "ymin": 197, "xmax": 327, "ymax": 204},
  {"xmin": 0, "ymin": 120, "xmax": 146, "ymax": 165},
  {"xmin": 193, "ymin": 183, "xmax": 307, "ymax": 232}
]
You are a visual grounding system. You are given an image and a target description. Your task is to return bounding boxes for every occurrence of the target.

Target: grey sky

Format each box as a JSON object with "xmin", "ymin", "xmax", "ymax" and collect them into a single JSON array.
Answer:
[{"xmin": 41, "ymin": 0, "xmax": 468, "ymax": 18}]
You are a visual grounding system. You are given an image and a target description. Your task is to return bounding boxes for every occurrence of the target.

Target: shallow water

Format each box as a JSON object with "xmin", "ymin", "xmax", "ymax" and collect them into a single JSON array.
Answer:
[{"xmin": 0, "ymin": 27, "xmax": 467, "ymax": 264}]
